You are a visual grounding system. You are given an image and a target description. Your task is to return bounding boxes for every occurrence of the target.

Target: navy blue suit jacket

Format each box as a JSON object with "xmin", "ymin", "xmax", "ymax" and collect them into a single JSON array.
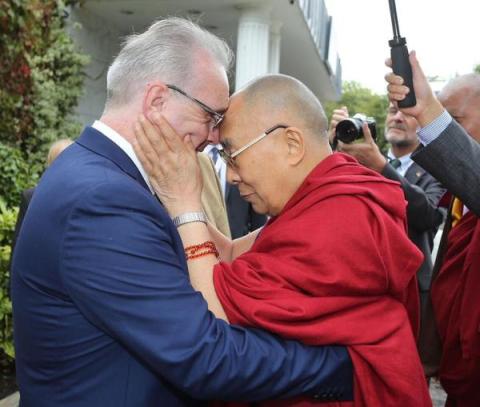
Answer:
[{"xmin": 11, "ymin": 127, "xmax": 352, "ymax": 406}]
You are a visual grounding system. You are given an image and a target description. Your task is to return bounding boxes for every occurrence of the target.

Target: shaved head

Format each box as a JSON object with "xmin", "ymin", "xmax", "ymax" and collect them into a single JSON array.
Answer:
[
  {"xmin": 219, "ymin": 74, "xmax": 332, "ymax": 216},
  {"xmin": 237, "ymin": 74, "xmax": 329, "ymax": 141},
  {"xmin": 438, "ymin": 73, "xmax": 480, "ymax": 142}
]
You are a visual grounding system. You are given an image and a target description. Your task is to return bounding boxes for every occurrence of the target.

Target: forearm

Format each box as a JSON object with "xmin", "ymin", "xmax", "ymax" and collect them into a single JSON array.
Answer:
[
  {"xmin": 176, "ymin": 220, "xmax": 229, "ymax": 321},
  {"xmin": 231, "ymin": 228, "xmax": 262, "ymax": 259},
  {"xmin": 207, "ymin": 222, "xmax": 233, "ymax": 261}
]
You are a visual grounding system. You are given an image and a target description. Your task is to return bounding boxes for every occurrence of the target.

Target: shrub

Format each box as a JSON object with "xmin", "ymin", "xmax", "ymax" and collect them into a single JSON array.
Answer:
[{"xmin": 0, "ymin": 0, "xmax": 88, "ymax": 359}]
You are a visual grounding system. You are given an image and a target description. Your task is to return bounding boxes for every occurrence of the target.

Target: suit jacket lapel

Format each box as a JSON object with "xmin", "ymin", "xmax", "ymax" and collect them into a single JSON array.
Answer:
[
  {"xmin": 76, "ymin": 126, "xmax": 150, "ymax": 192},
  {"xmin": 405, "ymin": 162, "xmax": 425, "ymax": 185}
]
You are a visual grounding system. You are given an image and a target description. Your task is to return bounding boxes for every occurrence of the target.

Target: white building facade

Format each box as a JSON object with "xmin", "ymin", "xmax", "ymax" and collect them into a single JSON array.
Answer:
[{"xmin": 68, "ymin": 0, "xmax": 341, "ymax": 126}]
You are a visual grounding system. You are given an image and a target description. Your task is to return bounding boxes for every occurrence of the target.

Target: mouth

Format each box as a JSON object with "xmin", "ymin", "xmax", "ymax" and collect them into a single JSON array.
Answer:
[{"xmin": 388, "ymin": 126, "xmax": 406, "ymax": 132}]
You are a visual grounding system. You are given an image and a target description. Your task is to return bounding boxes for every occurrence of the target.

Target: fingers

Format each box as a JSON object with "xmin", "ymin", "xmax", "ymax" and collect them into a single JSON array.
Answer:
[
  {"xmin": 361, "ymin": 123, "xmax": 374, "ymax": 144},
  {"xmin": 385, "ymin": 72, "xmax": 410, "ymax": 102},
  {"xmin": 336, "ymin": 140, "xmax": 349, "ymax": 153},
  {"xmin": 331, "ymin": 108, "xmax": 349, "ymax": 123},
  {"xmin": 149, "ymin": 112, "xmax": 183, "ymax": 153},
  {"xmin": 133, "ymin": 115, "xmax": 164, "ymax": 175},
  {"xmin": 409, "ymin": 50, "xmax": 425, "ymax": 81}
]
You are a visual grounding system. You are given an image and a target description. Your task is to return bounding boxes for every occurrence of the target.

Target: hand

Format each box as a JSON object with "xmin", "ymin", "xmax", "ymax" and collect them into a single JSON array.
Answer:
[
  {"xmin": 133, "ymin": 112, "xmax": 203, "ymax": 217},
  {"xmin": 337, "ymin": 123, "xmax": 387, "ymax": 173},
  {"xmin": 328, "ymin": 106, "xmax": 349, "ymax": 144},
  {"xmin": 385, "ymin": 51, "xmax": 444, "ymax": 127}
]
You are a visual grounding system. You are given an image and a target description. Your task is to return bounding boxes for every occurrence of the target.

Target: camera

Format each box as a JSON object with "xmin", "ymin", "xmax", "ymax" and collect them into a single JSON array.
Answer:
[{"xmin": 335, "ymin": 113, "xmax": 377, "ymax": 144}]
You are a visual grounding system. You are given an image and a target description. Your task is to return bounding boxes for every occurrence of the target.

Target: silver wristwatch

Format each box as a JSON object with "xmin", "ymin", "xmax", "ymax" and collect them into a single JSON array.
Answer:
[{"xmin": 171, "ymin": 211, "xmax": 208, "ymax": 227}]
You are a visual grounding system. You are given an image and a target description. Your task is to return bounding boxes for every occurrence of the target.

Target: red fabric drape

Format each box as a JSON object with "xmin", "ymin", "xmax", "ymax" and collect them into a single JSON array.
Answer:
[
  {"xmin": 214, "ymin": 154, "xmax": 431, "ymax": 407},
  {"xmin": 431, "ymin": 211, "xmax": 480, "ymax": 407}
]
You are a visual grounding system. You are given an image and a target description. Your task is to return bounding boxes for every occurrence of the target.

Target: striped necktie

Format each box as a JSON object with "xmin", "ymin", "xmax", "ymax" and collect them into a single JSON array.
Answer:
[{"xmin": 210, "ymin": 147, "xmax": 219, "ymax": 165}]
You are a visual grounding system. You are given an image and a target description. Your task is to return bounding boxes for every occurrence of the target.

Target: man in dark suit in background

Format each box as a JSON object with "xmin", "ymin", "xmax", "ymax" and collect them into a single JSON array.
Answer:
[
  {"xmin": 386, "ymin": 52, "xmax": 480, "ymax": 407},
  {"xmin": 11, "ymin": 18, "xmax": 352, "ymax": 407},
  {"xmin": 330, "ymin": 105, "xmax": 446, "ymax": 353}
]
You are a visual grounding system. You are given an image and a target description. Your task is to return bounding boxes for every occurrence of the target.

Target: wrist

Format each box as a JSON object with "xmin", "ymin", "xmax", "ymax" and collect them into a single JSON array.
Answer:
[
  {"xmin": 171, "ymin": 211, "xmax": 207, "ymax": 228},
  {"xmin": 371, "ymin": 155, "xmax": 387, "ymax": 173},
  {"xmin": 163, "ymin": 200, "xmax": 203, "ymax": 218},
  {"xmin": 417, "ymin": 99, "xmax": 445, "ymax": 128}
]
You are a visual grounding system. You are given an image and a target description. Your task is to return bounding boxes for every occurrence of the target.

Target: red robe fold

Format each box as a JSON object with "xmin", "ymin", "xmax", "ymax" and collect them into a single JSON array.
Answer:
[
  {"xmin": 214, "ymin": 154, "xmax": 431, "ymax": 407},
  {"xmin": 431, "ymin": 211, "xmax": 480, "ymax": 407}
]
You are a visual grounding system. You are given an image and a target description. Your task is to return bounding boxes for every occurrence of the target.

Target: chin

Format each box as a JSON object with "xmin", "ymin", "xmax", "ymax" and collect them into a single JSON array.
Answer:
[{"xmin": 250, "ymin": 201, "xmax": 268, "ymax": 216}]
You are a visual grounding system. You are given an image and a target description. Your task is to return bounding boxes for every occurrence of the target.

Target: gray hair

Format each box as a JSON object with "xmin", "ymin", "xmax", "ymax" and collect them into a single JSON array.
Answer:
[{"xmin": 105, "ymin": 17, "xmax": 233, "ymax": 108}]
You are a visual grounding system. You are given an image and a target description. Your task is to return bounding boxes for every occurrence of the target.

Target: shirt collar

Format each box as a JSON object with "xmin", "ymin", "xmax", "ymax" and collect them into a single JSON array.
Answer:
[
  {"xmin": 92, "ymin": 120, "xmax": 154, "ymax": 194},
  {"xmin": 387, "ymin": 149, "xmax": 414, "ymax": 169}
]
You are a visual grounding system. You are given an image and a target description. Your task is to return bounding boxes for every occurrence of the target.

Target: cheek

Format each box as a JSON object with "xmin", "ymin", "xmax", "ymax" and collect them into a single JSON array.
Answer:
[
  {"xmin": 164, "ymin": 114, "xmax": 209, "ymax": 148},
  {"xmin": 463, "ymin": 119, "xmax": 480, "ymax": 143}
]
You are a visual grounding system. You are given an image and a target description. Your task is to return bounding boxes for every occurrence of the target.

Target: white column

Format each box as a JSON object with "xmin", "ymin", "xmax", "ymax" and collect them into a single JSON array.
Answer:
[
  {"xmin": 268, "ymin": 21, "xmax": 282, "ymax": 74},
  {"xmin": 234, "ymin": 6, "xmax": 271, "ymax": 91}
]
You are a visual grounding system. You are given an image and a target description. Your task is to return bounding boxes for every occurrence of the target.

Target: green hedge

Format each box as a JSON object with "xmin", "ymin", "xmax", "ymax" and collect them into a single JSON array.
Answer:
[
  {"xmin": 0, "ymin": 200, "xmax": 17, "ymax": 358},
  {"xmin": 0, "ymin": 0, "xmax": 89, "ymax": 359}
]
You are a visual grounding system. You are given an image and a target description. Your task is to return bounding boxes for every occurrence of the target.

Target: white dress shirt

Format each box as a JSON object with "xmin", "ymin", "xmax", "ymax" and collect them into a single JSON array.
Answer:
[
  {"xmin": 387, "ymin": 149, "xmax": 414, "ymax": 177},
  {"xmin": 204, "ymin": 144, "xmax": 227, "ymax": 198},
  {"xmin": 92, "ymin": 120, "xmax": 154, "ymax": 194}
]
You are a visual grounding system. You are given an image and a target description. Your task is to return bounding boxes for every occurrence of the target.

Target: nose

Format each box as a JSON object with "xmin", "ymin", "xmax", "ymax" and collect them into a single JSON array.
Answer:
[
  {"xmin": 207, "ymin": 126, "xmax": 220, "ymax": 145},
  {"xmin": 392, "ymin": 110, "xmax": 405, "ymax": 122},
  {"xmin": 226, "ymin": 165, "xmax": 241, "ymax": 185}
]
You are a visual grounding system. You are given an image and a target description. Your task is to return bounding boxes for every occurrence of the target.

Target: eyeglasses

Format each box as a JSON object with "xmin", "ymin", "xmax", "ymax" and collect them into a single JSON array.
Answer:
[
  {"xmin": 166, "ymin": 84, "xmax": 224, "ymax": 129},
  {"xmin": 218, "ymin": 124, "xmax": 289, "ymax": 167}
]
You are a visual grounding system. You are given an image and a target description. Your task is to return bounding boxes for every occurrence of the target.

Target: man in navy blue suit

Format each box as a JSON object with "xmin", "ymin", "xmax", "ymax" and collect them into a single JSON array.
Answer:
[{"xmin": 11, "ymin": 18, "xmax": 353, "ymax": 406}]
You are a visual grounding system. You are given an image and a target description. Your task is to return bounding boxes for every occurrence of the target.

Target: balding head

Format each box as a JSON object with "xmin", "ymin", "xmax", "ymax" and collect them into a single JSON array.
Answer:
[
  {"xmin": 237, "ymin": 74, "xmax": 329, "ymax": 142},
  {"xmin": 219, "ymin": 74, "xmax": 332, "ymax": 216},
  {"xmin": 438, "ymin": 73, "xmax": 480, "ymax": 142}
]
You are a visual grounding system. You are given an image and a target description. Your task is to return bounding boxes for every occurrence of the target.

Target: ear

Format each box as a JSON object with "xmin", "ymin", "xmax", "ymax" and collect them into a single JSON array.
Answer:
[
  {"xmin": 284, "ymin": 127, "xmax": 305, "ymax": 166},
  {"xmin": 143, "ymin": 81, "xmax": 169, "ymax": 117}
]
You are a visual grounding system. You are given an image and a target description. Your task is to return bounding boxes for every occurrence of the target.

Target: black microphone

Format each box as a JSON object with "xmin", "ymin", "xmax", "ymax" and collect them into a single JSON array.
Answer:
[{"xmin": 388, "ymin": 0, "xmax": 416, "ymax": 107}]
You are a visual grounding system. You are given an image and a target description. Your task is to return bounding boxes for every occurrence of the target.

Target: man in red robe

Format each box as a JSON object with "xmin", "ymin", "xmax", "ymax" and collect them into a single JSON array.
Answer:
[
  {"xmin": 385, "ymin": 54, "xmax": 480, "ymax": 407},
  {"xmin": 133, "ymin": 74, "xmax": 432, "ymax": 406}
]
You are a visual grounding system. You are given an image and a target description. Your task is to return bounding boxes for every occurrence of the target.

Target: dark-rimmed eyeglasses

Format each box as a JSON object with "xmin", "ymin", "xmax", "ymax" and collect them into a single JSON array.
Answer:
[
  {"xmin": 218, "ymin": 124, "xmax": 289, "ymax": 167},
  {"xmin": 166, "ymin": 84, "xmax": 224, "ymax": 129}
]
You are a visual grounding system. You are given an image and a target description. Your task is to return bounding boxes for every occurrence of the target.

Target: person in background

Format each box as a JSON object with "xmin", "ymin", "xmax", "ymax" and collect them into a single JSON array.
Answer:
[
  {"xmin": 330, "ymin": 103, "xmax": 446, "ymax": 372},
  {"xmin": 385, "ymin": 51, "xmax": 480, "ymax": 407}
]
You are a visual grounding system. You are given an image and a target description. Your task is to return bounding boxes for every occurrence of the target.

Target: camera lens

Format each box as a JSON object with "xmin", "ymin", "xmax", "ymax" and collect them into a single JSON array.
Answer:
[{"xmin": 335, "ymin": 119, "xmax": 362, "ymax": 144}]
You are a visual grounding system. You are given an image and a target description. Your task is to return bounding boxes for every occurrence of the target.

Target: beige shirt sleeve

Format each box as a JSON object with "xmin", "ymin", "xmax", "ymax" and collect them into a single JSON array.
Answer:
[{"xmin": 197, "ymin": 153, "xmax": 231, "ymax": 238}]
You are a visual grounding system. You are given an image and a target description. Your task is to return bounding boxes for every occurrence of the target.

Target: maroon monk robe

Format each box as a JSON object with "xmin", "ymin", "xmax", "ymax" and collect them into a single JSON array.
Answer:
[
  {"xmin": 431, "ymin": 211, "xmax": 480, "ymax": 407},
  {"xmin": 213, "ymin": 153, "xmax": 431, "ymax": 407}
]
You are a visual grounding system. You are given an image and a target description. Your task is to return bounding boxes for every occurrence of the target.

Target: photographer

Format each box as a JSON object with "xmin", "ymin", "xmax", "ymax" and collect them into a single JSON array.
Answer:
[{"xmin": 329, "ymin": 105, "xmax": 446, "ymax": 369}]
